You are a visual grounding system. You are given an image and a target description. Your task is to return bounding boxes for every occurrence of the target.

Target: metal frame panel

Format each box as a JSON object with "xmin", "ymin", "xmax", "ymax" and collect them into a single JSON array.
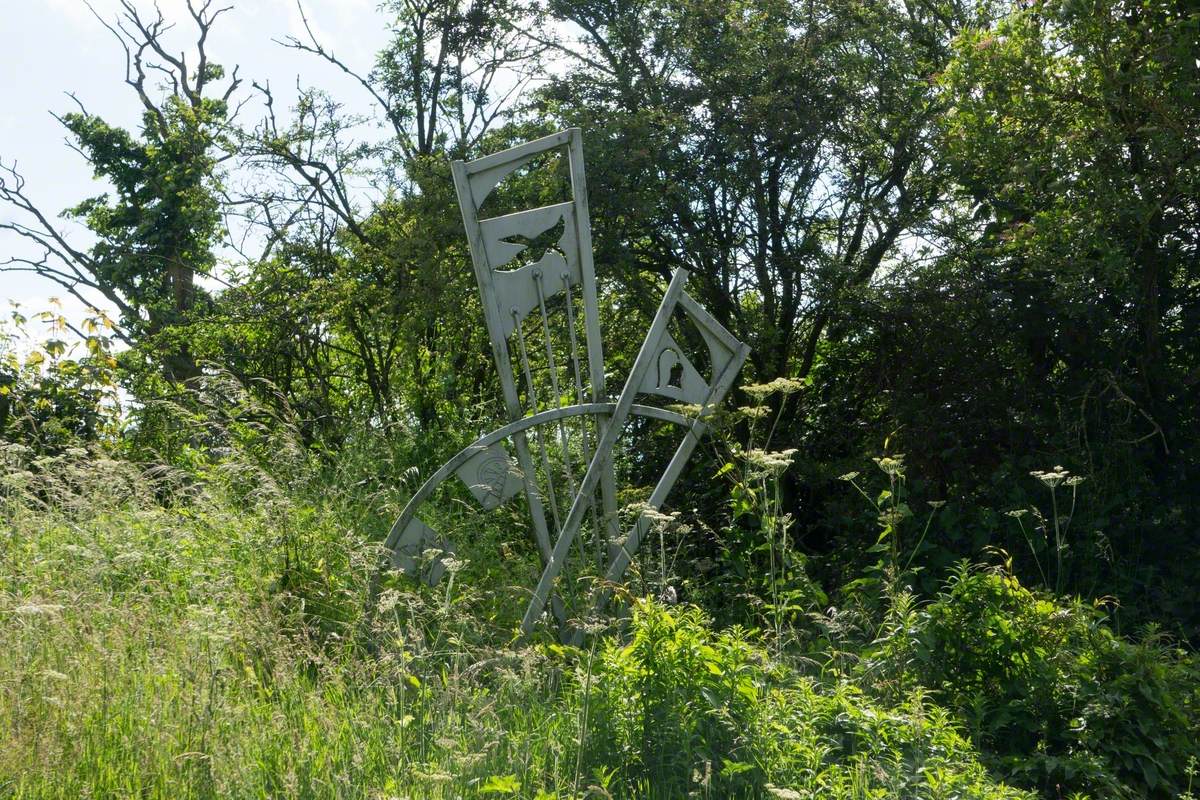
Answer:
[{"xmin": 373, "ymin": 130, "xmax": 753, "ymax": 642}]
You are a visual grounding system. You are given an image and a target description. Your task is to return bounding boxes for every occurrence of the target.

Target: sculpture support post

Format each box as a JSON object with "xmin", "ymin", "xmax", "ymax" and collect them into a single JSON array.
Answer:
[{"xmin": 566, "ymin": 131, "xmax": 622, "ymax": 564}]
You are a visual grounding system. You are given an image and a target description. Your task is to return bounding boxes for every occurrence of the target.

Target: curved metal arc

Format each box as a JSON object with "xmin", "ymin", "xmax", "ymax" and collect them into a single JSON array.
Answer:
[{"xmin": 381, "ymin": 402, "xmax": 691, "ymax": 566}]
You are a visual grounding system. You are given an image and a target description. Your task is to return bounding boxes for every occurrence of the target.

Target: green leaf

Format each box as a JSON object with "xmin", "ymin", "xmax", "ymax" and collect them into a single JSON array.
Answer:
[
  {"xmin": 480, "ymin": 774, "xmax": 520, "ymax": 794},
  {"xmin": 720, "ymin": 759, "xmax": 755, "ymax": 777}
]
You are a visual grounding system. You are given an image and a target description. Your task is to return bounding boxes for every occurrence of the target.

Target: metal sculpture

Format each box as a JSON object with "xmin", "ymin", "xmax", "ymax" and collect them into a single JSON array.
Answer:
[{"xmin": 378, "ymin": 129, "xmax": 750, "ymax": 640}]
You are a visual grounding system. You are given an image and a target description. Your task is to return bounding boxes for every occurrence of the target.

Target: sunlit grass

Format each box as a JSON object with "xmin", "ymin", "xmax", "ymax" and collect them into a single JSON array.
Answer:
[{"xmin": 0, "ymin": 446, "xmax": 1129, "ymax": 799}]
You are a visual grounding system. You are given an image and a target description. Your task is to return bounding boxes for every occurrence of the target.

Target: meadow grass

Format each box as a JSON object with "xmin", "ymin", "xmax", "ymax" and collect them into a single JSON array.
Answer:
[{"xmin": 0, "ymin": 447, "xmax": 1066, "ymax": 798}]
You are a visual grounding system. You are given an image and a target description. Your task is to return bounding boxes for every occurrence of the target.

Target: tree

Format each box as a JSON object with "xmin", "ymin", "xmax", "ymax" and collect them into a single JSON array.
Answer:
[
  {"xmin": 0, "ymin": 0, "xmax": 239, "ymax": 385},
  {"xmin": 535, "ymin": 0, "xmax": 977, "ymax": 381},
  {"xmin": 799, "ymin": 0, "xmax": 1200, "ymax": 626},
  {"xmin": 939, "ymin": 0, "xmax": 1200, "ymax": 454},
  {"xmin": 223, "ymin": 0, "xmax": 542, "ymax": 432}
]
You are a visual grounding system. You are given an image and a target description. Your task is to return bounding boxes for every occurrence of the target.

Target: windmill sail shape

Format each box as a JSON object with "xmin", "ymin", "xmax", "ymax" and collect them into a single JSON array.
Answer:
[
  {"xmin": 374, "ymin": 130, "xmax": 749, "ymax": 643},
  {"xmin": 451, "ymin": 128, "xmax": 621, "ymax": 625}
]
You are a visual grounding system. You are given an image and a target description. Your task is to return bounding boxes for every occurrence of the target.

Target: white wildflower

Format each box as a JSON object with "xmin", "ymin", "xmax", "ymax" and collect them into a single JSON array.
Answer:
[
  {"xmin": 667, "ymin": 403, "xmax": 704, "ymax": 417},
  {"xmin": 438, "ymin": 556, "xmax": 466, "ymax": 574},
  {"xmin": 1030, "ymin": 466, "xmax": 1070, "ymax": 488},
  {"xmin": 377, "ymin": 588, "xmax": 402, "ymax": 614},
  {"xmin": 743, "ymin": 448, "xmax": 798, "ymax": 475},
  {"xmin": 742, "ymin": 377, "xmax": 805, "ymax": 400},
  {"xmin": 873, "ymin": 454, "xmax": 906, "ymax": 477}
]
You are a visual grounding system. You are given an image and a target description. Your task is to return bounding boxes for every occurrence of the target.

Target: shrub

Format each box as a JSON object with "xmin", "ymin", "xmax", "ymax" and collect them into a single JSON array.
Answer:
[
  {"xmin": 912, "ymin": 564, "xmax": 1200, "ymax": 798},
  {"xmin": 581, "ymin": 599, "xmax": 1033, "ymax": 798}
]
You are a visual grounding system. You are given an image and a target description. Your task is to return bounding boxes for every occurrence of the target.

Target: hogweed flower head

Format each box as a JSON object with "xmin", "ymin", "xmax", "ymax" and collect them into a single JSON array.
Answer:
[
  {"xmin": 666, "ymin": 402, "xmax": 704, "ymax": 418},
  {"xmin": 873, "ymin": 454, "xmax": 906, "ymax": 478},
  {"xmin": 742, "ymin": 377, "xmax": 805, "ymax": 400},
  {"xmin": 743, "ymin": 447, "xmax": 798, "ymax": 476},
  {"xmin": 1031, "ymin": 466, "xmax": 1070, "ymax": 488}
]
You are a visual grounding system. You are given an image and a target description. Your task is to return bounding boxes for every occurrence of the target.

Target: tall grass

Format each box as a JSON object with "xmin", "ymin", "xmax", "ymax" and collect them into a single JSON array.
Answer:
[{"xmin": 0, "ymin": 444, "xmax": 1036, "ymax": 799}]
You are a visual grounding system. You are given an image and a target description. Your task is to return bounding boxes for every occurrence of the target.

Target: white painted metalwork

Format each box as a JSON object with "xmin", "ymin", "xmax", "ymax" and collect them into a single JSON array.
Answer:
[{"xmin": 377, "ymin": 129, "xmax": 750, "ymax": 640}]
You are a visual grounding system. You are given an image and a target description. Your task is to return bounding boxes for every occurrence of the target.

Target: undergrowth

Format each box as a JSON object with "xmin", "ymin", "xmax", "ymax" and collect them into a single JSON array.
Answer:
[{"xmin": 0, "ymin": 442, "xmax": 1195, "ymax": 798}]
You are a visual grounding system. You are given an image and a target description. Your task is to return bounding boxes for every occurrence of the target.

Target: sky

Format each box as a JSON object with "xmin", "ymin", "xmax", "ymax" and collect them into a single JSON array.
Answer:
[{"xmin": 0, "ymin": 0, "xmax": 392, "ymax": 331}]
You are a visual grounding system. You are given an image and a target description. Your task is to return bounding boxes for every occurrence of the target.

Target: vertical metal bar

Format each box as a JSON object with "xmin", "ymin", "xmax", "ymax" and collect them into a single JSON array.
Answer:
[
  {"xmin": 562, "ymin": 274, "xmax": 605, "ymax": 564},
  {"xmin": 534, "ymin": 272, "xmax": 587, "ymax": 564},
  {"xmin": 566, "ymin": 129, "xmax": 622, "ymax": 560},
  {"xmin": 562, "ymin": 275, "xmax": 588, "ymax": 406},
  {"xmin": 534, "ymin": 272, "xmax": 580, "ymax": 497},
  {"xmin": 512, "ymin": 307, "xmax": 564, "ymax": 536}
]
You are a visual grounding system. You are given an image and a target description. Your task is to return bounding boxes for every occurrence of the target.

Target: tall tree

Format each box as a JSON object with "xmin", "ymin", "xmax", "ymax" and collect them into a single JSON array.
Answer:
[
  {"xmin": 225, "ymin": 0, "xmax": 541, "ymax": 430},
  {"xmin": 536, "ymin": 0, "xmax": 977, "ymax": 380},
  {"xmin": 0, "ymin": 1, "xmax": 240, "ymax": 385},
  {"xmin": 939, "ymin": 0, "xmax": 1200, "ymax": 453}
]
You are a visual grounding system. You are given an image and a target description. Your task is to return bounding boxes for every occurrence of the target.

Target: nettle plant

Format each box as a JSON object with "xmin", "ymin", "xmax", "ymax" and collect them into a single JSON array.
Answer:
[{"xmin": 1, "ymin": 302, "xmax": 121, "ymax": 454}]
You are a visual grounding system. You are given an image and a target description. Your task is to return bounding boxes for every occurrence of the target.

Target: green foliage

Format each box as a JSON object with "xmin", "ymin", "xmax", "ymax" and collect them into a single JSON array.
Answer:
[
  {"xmin": 60, "ymin": 77, "xmax": 235, "ymax": 384},
  {"xmin": 705, "ymin": 378, "xmax": 827, "ymax": 641},
  {"xmin": 2, "ymin": 1, "xmax": 1200, "ymax": 796},
  {"xmin": 541, "ymin": 0, "xmax": 968, "ymax": 381},
  {"xmin": 0, "ymin": 307, "xmax": 120, "ymax": 454},
  {"xmin": 911, "ymin": 565, "xmax": 1200, "ymax": 798},
  {"xmin": 0, "ymin": 452, "xmax": 1037, "ymax": 800},
  {"xmin": 4, "ymin": 0, "xmax": 1196, "ymax": 638},
  {"xmin": 580, "ymin": 599, "xmax": 1032, "ymax": 798}
]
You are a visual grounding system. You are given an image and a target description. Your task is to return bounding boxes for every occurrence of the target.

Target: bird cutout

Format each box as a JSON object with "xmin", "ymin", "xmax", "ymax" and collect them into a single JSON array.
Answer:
[
  {"xmin": 664, "ymin": 351, "xmax": 684, "ymax": 388},
  {"xmin": 477, "ymin": 205, "xmax": 583, "ymax": 338},
  {"xmin": 496, "ymin": 215, "xmax": 567, "ymax": 272},
  {"xmin": 637, "ymin": 332, "xmax": 710, "ymax": 405}
]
